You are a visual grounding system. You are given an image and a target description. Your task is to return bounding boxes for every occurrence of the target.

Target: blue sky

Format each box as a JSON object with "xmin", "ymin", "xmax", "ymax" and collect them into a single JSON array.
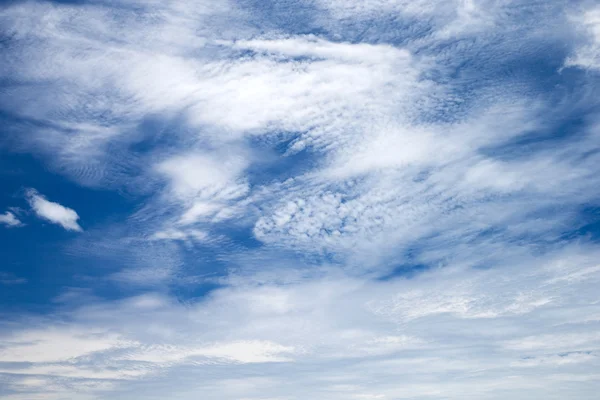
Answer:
[{"xmin": 1, "ymin": 0, "xmax": 600, "ymax": 399}]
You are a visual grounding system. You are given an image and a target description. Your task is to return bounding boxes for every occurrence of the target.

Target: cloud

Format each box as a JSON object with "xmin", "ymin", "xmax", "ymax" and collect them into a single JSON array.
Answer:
[
  {"xmin": 156, "ymin": 150, "xmax": 250, "ymax": 225},
  {"xmin": 0, "ymin": 0, "xmax": 248, "ymax": 188},
  {"xmin": 250, "ymin": 100, "xmax": 600, "ymax": 268},
  {"xmin": 150, "ymin": 228, "xmax": 208, "ymax": 242},
  {"xmin": 1, "ymin": 0, "xmax": 600, "ymax": 399},
  {"xmin": 0, "ymin": 244, "xmax": 599, "ymax": 399},
  {"xmin": 565, "ymin": 6, "xmax": 600, "ymax": 70},
  {"xmin": 1, "ymin": 0, "xmax": 578, "ymax": 255},
  {"xmin": 25, "ymin": 189, "xmax": 83, "ymax": 231},
  {"xmin": 0, "ymin": 211, "xmax": 22, "ymax": 227},
  {"xmin": 315, "ymin": 0, "xmax": 509, "ymax": 37}
]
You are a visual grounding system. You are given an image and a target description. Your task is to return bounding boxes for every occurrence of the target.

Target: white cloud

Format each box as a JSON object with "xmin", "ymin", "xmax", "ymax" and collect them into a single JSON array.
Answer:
[
  {"xmin": 1, "ymin": 1, "xmax": 599, "ymax": 399},
  {"xmin": 0, "ymin": 211, "xmax": 22, "ymax": 227},
  {"xmin": 0, "ymin": 0, "xmax": 248, "ymax": 188},
  {"xmin": 251, "ymin": 97, "xmax": 600, "ymax": 267},
  {"xmin": 0, "ymin": 244, "xmax": 599, "ymax": 399},
  {"xmin": 189, "ymin": 340, "xmax": 295, "ymax": 363},
  {"xmin": 156, "ymin": 151, "xmax": 250, "ymax": 225},
  {"xmin": 190, "ymin": 36, "xmax": 422, "ymax": 141},
  {"xmin": 315, "ymin": 0, "xmax": 504, "ymax": 36},
  {"xmin": 25, "ymin": 189, "xmax": 83, "ymax": 231},
  {"xmin": 230, "ymin": 35, "xmax": 409, "ymax": 64},
  {"xmin": 1, "ymin": 0, "xmax": 573, "ymax": 256},
  {"xmin": 0, "ymin": 329, "xmax": 134, "ymax": 363},
  {"xmin": 565, "ymin": 6, "xmax": 600, "ymax": 70},
  {"xmin": 150, "ymin": 228, "xmax": 208, "ymax": 242}
]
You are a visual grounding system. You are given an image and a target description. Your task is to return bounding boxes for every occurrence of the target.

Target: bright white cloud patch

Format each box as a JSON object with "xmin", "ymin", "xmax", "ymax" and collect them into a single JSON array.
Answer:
[
  {"xmin": 26, "ymin": 189, "xmax": 83, "ymax": 231},
  {"xmin": 0, "ymin": 211, "xmax": 22, "ymax": 227}
]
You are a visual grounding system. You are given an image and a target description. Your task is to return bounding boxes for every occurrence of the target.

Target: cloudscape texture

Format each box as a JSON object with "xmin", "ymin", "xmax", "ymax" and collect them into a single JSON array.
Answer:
[{"xmin": 1, "ymin": 0, "xmax": 600, "ymax": 399}]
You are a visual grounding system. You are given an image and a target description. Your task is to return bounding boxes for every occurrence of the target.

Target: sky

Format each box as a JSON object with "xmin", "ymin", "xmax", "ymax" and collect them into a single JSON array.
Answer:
[{"xmin": 0, "ymin": 0, "xmax": 600, "ymax": 399}]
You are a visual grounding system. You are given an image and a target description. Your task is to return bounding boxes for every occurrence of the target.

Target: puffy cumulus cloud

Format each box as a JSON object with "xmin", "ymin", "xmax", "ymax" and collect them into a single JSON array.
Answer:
[
  {"xmin": 0, "ymin": 211, "xmax": 22, "ymax": 227},
  {"xmin": 0, "ymin": 244, "xmax": 599, "ymax": 399},
  {"xmin": 25, "ymin": 189, "xmax": 82, "ymax": 231}
]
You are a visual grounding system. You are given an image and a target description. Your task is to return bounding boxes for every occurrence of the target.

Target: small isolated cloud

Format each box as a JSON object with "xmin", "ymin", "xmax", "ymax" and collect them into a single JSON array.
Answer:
[
  {"xmin": 0, "ymin": 211, "xmax": 22, "ymax": 227},
  {"xmin": 25, "ymin": 189, "xmax": 82, "ymax": 232}
]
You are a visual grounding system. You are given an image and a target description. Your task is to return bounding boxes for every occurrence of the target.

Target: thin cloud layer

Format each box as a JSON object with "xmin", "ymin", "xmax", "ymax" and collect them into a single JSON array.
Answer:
[
  {"xmin": 26, "ymin": 189, "xmax": 83, "ymax": 232},
  {"xmin": 0, "ymin": 244, "xmax": 599, "ymax": 399}
]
